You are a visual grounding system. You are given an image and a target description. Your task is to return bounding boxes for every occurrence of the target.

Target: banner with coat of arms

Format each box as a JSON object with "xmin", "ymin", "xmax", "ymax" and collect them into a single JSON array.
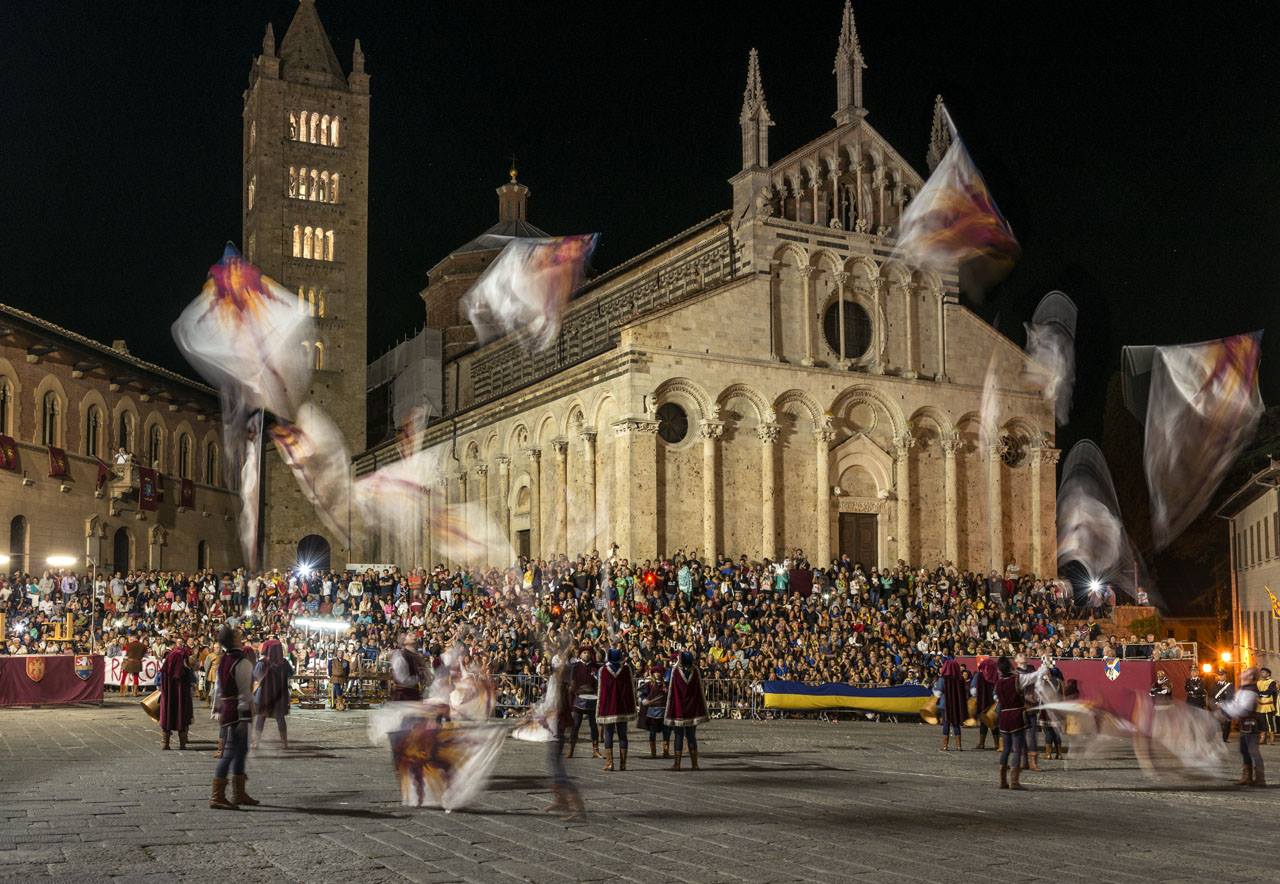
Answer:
[
  {"xmin": 74, "ymin": 655, "xmax": 94, "ymax": 681},
  {"xmin": 0, "ymin": 434, "xmax": 19, "ymax": 471},
  {"xmin": 139, "ymin": 467, "xmax": 159, "ymax": 511},
  {"xmin": 180, "ymin": 477, "xmax": 195, "ymax": 509},
  {"xmin": 25, "ymin": 657, "xmax": 45, "ymax": 683},
  {"xmin": 48, "ymin": 445, "xmax": 69, "ymax": 478}
]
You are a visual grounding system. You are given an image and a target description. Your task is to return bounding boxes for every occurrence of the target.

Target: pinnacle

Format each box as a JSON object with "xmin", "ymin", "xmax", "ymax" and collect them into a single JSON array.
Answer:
[{"xmin": 741, "ymin": 48, "xmax": 772, "ymax": 123}]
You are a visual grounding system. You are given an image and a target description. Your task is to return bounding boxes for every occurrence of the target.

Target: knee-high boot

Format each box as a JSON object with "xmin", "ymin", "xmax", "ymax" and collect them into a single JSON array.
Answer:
[
  {"xmin": 619, "ymin": 747, "xmax": 628, "ymax": 771},
  {"xmin": 999, "ymin": 764, "xmax": 1009, "ymax": 789},
  {"xmin": 278, "ymin": 719, "xmax": 288, "ymax": 750},
  {"xmin": 689, "ymin": 748, "xmax": 699, "ymax": 770},
  {"xmin": 603, "ymin": 748, "xmax": 614, "ymax": 771},
  {"xmin": 670, "ymin": 751, "xmax": 683, "ymax": 771}
]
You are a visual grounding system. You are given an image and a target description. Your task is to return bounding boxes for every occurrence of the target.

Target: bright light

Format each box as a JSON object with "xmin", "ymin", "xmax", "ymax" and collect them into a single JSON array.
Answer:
[
  {"xmin": 1201, "ymin": 663, "xmax": 1213, "ymax": 674},
  {"xmin": 46, "ymin": 555, "xmax": 76, "ymax": 568},
  {"xmin": 293, "ymin": 617, "xmax": 351, "ymax": 633},
  {"xmin": 1220, "ymin": 651, "xmax": 1233, "ymax": 664},
  {"xmin": 1088, "ymin": 580, "xmax": 1102, "ymax": 593},
  {"xmin": 0, "ymin": 554, "xmax": 9, "ymax": 566},
  {"xmin": 296, "ymin": 561, "xmax": 314, "ymax": 579}
]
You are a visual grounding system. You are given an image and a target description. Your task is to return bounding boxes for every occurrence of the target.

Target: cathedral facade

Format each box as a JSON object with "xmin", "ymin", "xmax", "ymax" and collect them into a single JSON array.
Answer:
[{"xmin": 357, "ymin": 3, "xmax": 1060, "ymax": 576}]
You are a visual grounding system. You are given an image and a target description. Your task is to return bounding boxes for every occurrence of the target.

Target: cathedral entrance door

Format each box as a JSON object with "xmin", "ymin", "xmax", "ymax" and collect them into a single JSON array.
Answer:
[
  {"xmin": 515, "ymin": 529, "xmax": 531, "ymax": 560},
  {"xmin": 838, "ymin": 513, "xmax": 877, "ymax": 569}
]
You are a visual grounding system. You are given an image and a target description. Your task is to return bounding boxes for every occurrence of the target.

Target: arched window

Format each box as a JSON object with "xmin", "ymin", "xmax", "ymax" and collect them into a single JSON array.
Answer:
[
  {"xmin": 85, "ymin": 404, "xmax": 102, "ymax": 458},
  {"xmin": 0, "ymin": 378, "xmax": 11, "ymax": 435},
  {"xmin": 288, "ymin": 112, "xmax": 297, "ymax": 140},
  {"xmin": 309, "ymin": 112, "xmax": 319, "ymax": 143},
  {"xmin": 316, "ymin": 289, "xmax": 326, "ymax": 317},
  {"xmin": 310, "ymin": 169, "xmax": 319, "ymax": 201},
  {"xmin": 117, "ymin": 411, "xmax": 133, "ymax": 453},
  {"xmin": 298, "ymin": 167, "xmax": 308, "ymax": 200},
  {"xmin": 178, "ymin": 433, "xmax": 192, "ymax": 479},
  {"xmin": 330, "ymin": 116, "xmax": 340, "ymax": 147},
  {"xmin": 303, "ymin": 227, "xmax": 313, "ymax": 260},
  {"xmin": 147, "ymin": 423, "xmax": 162, "ymax": 469},
  {"xmin": 325, "ymin": 229, "xmax": 335, "ymax": 262},
  {"xmin": 292, "ymin": 225, "xmax": 302, "ymax": 257},
  {"xmin": 204, "ymin": 441, "xmax": 218, "ymax": 486},
  {"xmin": 307, "ymin": 288, "xmax": 317, "ymax": 316},
  {"xmin": 330, "ymin": 173, "xmax": 339, "ymax": 203},
  {"xmin": 40, "ymin": 391, "xmax": 59, "ymax": 446},
  {"xmin": 197, "ymin": 539, "xmax": 210, "ymax": 570},
  {"xmin": 320, "ymin": 114, "xmax": 330, "ymax": 145},
  {"xmin": 9, "ymin": 515, "xmax": 28, "ymax": 575},
  {"xmin": 301, "ymin": 341, "xmax": 312, "ymax": 366},
  {"xmin": 247, "ymin": 175, "xmax": 256, "ymax": 211},
  {"xmin": 314, "ymin": 341, "xmax": 325, "ymax": 370},
  {"xmin": 288, "ymin": 166, "xmax": 298, "ymax": 198},
  {"xmin": 249, "ymin": 120, "xmax": 256, "ymax": 150},
  {"xmin": 319, "ymin": 171, "xmax": 329, "ymax": 203}
]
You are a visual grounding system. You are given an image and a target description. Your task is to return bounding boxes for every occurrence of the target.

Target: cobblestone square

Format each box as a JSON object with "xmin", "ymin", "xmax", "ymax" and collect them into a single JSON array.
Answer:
[{"xmin": 1, "ymin": 700, "xmax": 1275, "ymax": 882}]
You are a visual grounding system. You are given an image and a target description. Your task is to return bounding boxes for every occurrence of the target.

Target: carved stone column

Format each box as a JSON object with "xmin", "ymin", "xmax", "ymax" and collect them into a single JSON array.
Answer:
[
  {"xmin": 551, "ymin": 438, "xmax": 569, "ymax": 558},
  {"xmin": 935, "ymin": 290, "xmax": 949, "ymax": 382},
  {"xmin": 815, "ymin": 421, "xmax": 836, "ymax": 566},
  {"xmin": 456, "ymin": 469, "xmax": 469, "ymax": 568},
  {"xmin": 941, "ymin": 434, "xmax": 960, "ymax": 566},
  {"xmin": 871, "ymin": 279, "xmax": 887, "ymax": 374},
  {"xmin": 758, "ymin": 422, "xmax": 780, "ymax": 560},
  {"xmin": 1030, "ymin": 444, "xmax": 1061, "ymax": 578},
  {"xmin": 833, "ymin": 271, "xmax": 850, "ymax": 369},
  {"xmin": 699, "ymin": 420, "xmax": 725, "ymax": 560},
  {"xmin": 579, "ymin": 430, "xmax": 597, "ymax": 550},
  {"xmin": 903, "ymin": 283, "xmax": 918, "ymax": 379},
  {"xmin": 988, "ymin": 443, "xmax": 1004, "ymax": 574},
  {"xmin": 894, "ymin": 431, "xmax": 915, "ymax": 564},
  {"xmin": 472, "ymin": 464, "xmax": 489, "ymax": 566},
  {"xmin": 524, "ymin": 447, "xmax": 542, "ymax": 559},
  {"xmin": 496, "ymin": 455, "xmax": 512, "ymax": 547},
  {"xmin": 612, "ymin": 417, "xmax": 660, "ymax": 561},
  {"xmin": 800, "ymin": 265, "xmax": 816, "ymax": 366}
]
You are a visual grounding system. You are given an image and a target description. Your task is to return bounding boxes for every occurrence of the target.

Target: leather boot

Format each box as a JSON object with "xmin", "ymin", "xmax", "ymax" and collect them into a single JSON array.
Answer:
[
  {"xmin": 1028, "ymin": 752, "xmax": 1042, "ymax": 771},
  {"xmin": 956, "ymin": 734, "xmax": 963, "ymax": 752},
  {"xmin": 689, "ymin": 748, "xmax": 700, "ymax": 770},
  {"xmin": 1250, "ymin": 767, "xmax": 1267, "ymax": 788},
  {"xmin": 567, "ymin": 738, "xmax": 577, "ymax": 759},
  {"xmin": 544, "ymin": 785, "xmax": 569, "ymax": 814},
  {"xmin": 978, "ymin": 732, "xmax": 988, "ymax": 751},
  {"xmin": 230, "ymin": 774, "xmax": 260, "ymax": 807},
  {"xmin": 178, "ymin": 730, "xmax": 188, "ymax": 750},
  {"xmin": 162, "ymin": 731, "xmax": 171, "ymax": 750},
  {"xmin": 1237, "ymin": 765, "xmax": 1254, "ymax": 786},
  {"xmin": 213, "ymin": 736, "xmax": 224, "ymax": 759},
  {"xmin": 209, "ymin": 778, "xmax": 236, "ymax": 810},
  {"xmin": 999, "ymin": 765, "xmax": 1009, "ymax": 789},
  {"xmin": 671, "ymin": 751, "xmax": 683, "ymax": 771},
  {"xmin": 941, "ymin": 735, "xmax": 949, "ymax": 752},
  {"xmin": 591, "ymin": 741, "xmax": 602, "ymax": 759},
  {"xmin": 1009, "ymin": 766, "xmax": 1025, "ymax": 790},
  {"xmin": 663, "ymin": 740, "xmax": 671, "ymax": 758},
  {"xmin": 603, "ymin": 749, "xmax": 614, "ymax": 771},
  {"xmin": 649, "ymin": 739, "xmax": 657, "ymax": 758},
  {"xmin": 619, "ymin": 748, "xmax": 628, "ymax": 771},
  {"xmin": 279, "ymin": 720, "xmax": 288, "ymax": 751}
]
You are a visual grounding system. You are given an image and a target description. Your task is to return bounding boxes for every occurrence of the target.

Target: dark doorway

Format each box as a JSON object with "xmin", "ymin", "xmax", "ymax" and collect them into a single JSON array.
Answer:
[
  {"xmin": 8, "ymin": 515, "xmax": 27, "ymax": 575},
  {"xmin": 112, "ymin": 527, "xmax": 131, "ymax": 574},
  {"xmin": 197, "ymin": 540, "xmax": 210, "ymax": 571},
  {"xmin": 515, "ymin": 529, "xmax": 531, "ymax": 560},
  {"xmin": 297, "ymin": 534, "xmax": 332, "ymax": 571},
  {"xmin": 838, "ymin": 513, "xmax": 877, "ymax": 568}
]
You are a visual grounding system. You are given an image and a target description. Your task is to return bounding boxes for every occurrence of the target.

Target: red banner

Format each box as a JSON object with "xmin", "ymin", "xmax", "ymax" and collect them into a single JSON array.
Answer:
[
  {"xmin": 95, "ymin": 458, "xmax": 111, "ymax": 491},
  {"xmin": 139, "ymin": 466, "xmax": 158, "ymax": 511},
  {"xmin": 0, "ymin": 435, "xmax": 16, "ymax": 471},
  {"xmin": 48, "ymin": 445, "xmax": 69, "ymax": 478},
  {"xmin": 0, "ymin": 654, "xmax": 105, "ymax": 706},
  {"xmin": 180, "ymin": 477, "xmax": 195, "ymax": 509}
]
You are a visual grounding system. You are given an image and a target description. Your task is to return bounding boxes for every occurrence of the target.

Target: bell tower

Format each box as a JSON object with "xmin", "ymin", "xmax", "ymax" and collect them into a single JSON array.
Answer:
[{"xmin": 243, "ymin": 0, "xmax": 370, "ymax": 568}]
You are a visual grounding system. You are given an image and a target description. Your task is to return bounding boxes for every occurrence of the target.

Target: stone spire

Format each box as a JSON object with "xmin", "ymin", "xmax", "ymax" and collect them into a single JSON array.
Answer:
[
  {"xmin": 280, "ymin": 0, "xmax": 347, "ymax": 89},
  {"xmin": 262, "ymin": 22, "xmax": 276, "ymax": 58},
  {"xmin": 926, "ymin": 95, "xmax": 953, "ymax": 172},
  {"xmin": 353, "ymin": 38, "xmax": 365, "ymax": 74},
  {"xmin": 832, "ymin": 0, "xmax": 868, "ymax": 125},
  {"xmin": 739, "ymin": 48, "xmax": 774, "ymax": 171}
]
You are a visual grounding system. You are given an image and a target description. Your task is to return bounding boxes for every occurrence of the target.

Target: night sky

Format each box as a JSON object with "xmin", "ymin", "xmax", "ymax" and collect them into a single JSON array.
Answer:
[{"xmin": 3, "ymin": 2, "xmax": 1279, "ymax": 601}]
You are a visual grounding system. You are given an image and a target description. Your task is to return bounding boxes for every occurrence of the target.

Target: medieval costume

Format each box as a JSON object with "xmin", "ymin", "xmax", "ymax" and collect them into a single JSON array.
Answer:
[
  {"xmin": 596, "ymin": 649, "xmax": 637, "ymax": 771},
  {"xmin": 637, "ymin": 664, "xmax": 671, "ymax": 758},
  {"xmin": 664, "ymin": 652, "xmax": 709, "ymax": 771},
  {"xmin": 972, "ymin": 657, "xmax": 999, "ymax": 750},
  {"xmin": 252, "ymin": 638, "xmax": 293, "ymax": 749},
  {"xmin": 211, "ymin": 624, "xmax": 258, "ymax": 809},
  {"xmin": 540, "ymin": 653, "xmax": 584, "ymax": 819},
  {"xmin": 1257, "ymin": 668, "xmax": 1277, "ymax": 744},
  {"xmin": 1213, "ymin": 670, "xmax": 1234, "ymax": 742},
  {"xmin": 1184, "ymin": 673, "xmax": 1207, "ymax": 710},
  {"xmin": 121, "ymin": 634, "xmax": 146, "ymax": 696},
  {"xmin": 568, "ymin": 648, "xmax": 601, "ymax": 759},
  {"xmin": 1016, "ymin": 657, "xmax": 1042, "ymax": 771},
  {"xmin": 389, "ymin": 637, "xmax": 427, "ymax": 702},
  {"xmin": 994, "ymin": 656, "xmax": 1040, "ymax": 790},
  {"xmin": 1216, "ymin": 667, "xmax": 1266, "ymax": 787},
  {"xmin": 1040, "ymin": 667, "xmax": 1065, "ymax": 760},
  {"xmin": 158, "ymin": 644, "xmax": 194, "ymax": 750},
  {"xmin": 939, "ymin": 658, "xmax": 967, "ymax": 751}
]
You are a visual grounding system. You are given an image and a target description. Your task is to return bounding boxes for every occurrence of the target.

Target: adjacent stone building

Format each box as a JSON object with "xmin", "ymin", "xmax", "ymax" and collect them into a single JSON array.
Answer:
[
  {"xmin": 357, "ymin": 2, "xmax": 1059, "ymax": 576},
  {"xmin": 0, "ymin": 305, "xmax": 241, "ymax": 576},
  {"xmin": 1218, "ymin": 460, "xmax": 1280, "ymax": 673}
]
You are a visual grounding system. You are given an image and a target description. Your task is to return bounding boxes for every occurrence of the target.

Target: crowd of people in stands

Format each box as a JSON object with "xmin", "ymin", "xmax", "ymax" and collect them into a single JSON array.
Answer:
[{"xmin": 0, "ymin": 547, "xmax": 1189, "ymax": 693}]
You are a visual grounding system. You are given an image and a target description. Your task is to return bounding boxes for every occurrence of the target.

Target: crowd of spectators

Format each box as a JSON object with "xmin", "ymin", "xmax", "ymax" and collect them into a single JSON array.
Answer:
[{"xmin": 0, "ymin": 547, "xmax": 1189, "ymax": 691}]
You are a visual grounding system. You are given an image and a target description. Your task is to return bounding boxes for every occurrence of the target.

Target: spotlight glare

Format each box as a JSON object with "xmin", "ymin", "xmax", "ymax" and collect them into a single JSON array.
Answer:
[{"xmin": 46, "ymin": 555, "xmax": 77, "ymax": 568}]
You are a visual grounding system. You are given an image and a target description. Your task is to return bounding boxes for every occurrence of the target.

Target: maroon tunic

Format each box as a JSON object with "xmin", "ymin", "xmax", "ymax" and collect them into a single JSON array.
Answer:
[
  {"xmin": 158, "ymin": 647, "xmax": 193, "ymax": 732},
  {"xmin": 596, "ymin": 662, "xmax": 637, "ymax": 724},
  {"xmin": 941, "ymin": 659, "xmax": 968, "ymax": 727},
  {"xmin": 664, "ymin": 664, "xmax": 709, "ymax": 726},
  {"xmin": 995, "ymin": 674, "xmax": 1025, "ymax": 733},
  {"xmin": 217, "ymin": 649, "xmax": 248, "ymax": 725}
]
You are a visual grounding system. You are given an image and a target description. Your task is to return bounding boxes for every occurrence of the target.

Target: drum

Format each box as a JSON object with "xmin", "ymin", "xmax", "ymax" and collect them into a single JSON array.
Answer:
[
  {"xmin": 141, "ymin": 689, "xmax": 161, "ymax": 722},
  {"xmin": 918, "ymin": 695, "xmax": 939, "ymax": 726},
  {"xmin": 964, "ymin": 697, "xmax": 979, "ymax": 727}
]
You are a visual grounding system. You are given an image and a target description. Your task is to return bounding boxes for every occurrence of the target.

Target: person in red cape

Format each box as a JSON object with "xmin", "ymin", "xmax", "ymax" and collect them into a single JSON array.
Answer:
[
  {"xmin": 158, "ymin": 639, "xmax": 194, "ymax": 750},
  {"xmin": 252, "ymin": 637, "xmax": 293, "ymax": 750},
  {"xmin": 636, "ymin": 663, "xmax": 671, "ymax": 758},
  {"xmin": 664, "ymin": 651, "xmax": 709, "ymax": 771},
  {"xmin": 567, "ymin": 646, "xmax": 601, "ymax": 759},
  {"xmin": 940, "ymin": 658, "xmax": 968, "ymax": 751},
  {"xmin": 972, "ymin": 656, "xmax": 1000, "ymax": 751},
  {"xmin": 596, "ymin": 648, "xmax": 637, "ymax": 771},
  {"xmin": 210, "ymin": 623, "xmax": 259, "ymax": 809}
]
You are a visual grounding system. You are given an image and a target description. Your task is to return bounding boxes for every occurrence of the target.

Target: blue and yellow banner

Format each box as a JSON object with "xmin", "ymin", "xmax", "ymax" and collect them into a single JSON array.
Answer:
[{"xmin": 762, "ymin": 681, "xmax": 932, "ymax": 714}]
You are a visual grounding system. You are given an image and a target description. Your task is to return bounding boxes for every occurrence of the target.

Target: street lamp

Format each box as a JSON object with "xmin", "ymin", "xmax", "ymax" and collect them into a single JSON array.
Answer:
[{"xmin": 1220, "ymin": 650, "xmax": 1233, "ymax": 664}]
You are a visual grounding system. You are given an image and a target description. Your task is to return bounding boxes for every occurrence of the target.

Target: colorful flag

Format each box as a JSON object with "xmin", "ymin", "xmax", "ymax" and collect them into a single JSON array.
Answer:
[
  {"xmin": 1266, "ymin": 586, "xmax": 1280, "ymax": 621},
  {"xmin": 0, "ymin": 435, "xmax": 16, "ymax": 471},
  {"xmin": 139, "ymin": 467, "xmax": 158, "ymax": 511},
  {"xmin": 47, "ymin": 446, "xmax": 69, "ymax": 479}
]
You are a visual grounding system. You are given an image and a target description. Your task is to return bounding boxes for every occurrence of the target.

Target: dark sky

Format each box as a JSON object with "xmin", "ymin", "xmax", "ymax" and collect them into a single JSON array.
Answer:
[{"xmin": 3, "ymin": 0, "xmax": 1279, "ymax": 458}]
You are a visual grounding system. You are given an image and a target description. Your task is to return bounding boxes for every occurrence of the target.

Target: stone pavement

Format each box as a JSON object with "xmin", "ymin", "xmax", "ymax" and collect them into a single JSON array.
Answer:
[{"xmin": 1, "ymin": 699, "xmax": 1275, "ymax": 883}]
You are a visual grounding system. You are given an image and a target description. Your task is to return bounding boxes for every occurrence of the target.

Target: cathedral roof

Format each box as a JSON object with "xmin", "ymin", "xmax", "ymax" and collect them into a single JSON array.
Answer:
[
  {"xmin": 452, "ymin": 219, "xmax": 551, "ymax": 256},
  {"xmin": 280, "ymin": 0, "xmax": 346, "ymax": 89}
]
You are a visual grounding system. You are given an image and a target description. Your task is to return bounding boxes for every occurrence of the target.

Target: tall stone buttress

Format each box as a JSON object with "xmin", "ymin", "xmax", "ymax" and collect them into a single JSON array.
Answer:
[{"xmin": 242, "ymin": 0, "xmax": 370, "ymax": 568}]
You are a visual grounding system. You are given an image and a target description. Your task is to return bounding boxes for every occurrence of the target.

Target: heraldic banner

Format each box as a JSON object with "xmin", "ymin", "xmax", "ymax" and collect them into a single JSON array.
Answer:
[{"xmin": 0, "ymin": 654, "xmax": 104, "ymax": 706}]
